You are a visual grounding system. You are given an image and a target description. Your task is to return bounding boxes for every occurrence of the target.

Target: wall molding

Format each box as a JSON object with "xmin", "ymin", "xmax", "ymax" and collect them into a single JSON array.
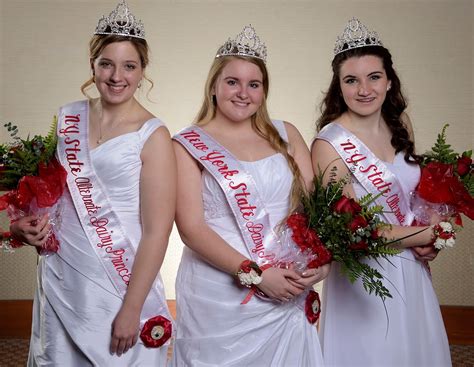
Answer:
[
  {"xmin": 1, "ymin": 300, "xmax": 472, "ymax": 345},
  {"xmin": 440, "ymin": 305, "xmax": 474, "ymax": 345}
]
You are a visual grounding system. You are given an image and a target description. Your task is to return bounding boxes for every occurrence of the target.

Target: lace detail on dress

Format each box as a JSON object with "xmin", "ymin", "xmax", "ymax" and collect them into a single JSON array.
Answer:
[
  {"xmin": 202, "ymin": 170, "xmax": 232, "ymax": 220},
  {"xmin": 203, "ymin": 196, "xmax": 232, "ymax": 220}
]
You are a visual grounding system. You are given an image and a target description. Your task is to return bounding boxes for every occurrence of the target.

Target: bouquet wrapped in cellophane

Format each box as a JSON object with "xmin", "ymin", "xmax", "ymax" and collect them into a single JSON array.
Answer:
[
  {"xmin": 0, "ymin": 119, "xmax": 66, "ymax": 254},
  {"xmin": 411, "ymin": 124, "xmax": 473, "ymax": 249},
  {"xmin": 280, "ymin": 166, "xmax": 400, "ymax": 302}
]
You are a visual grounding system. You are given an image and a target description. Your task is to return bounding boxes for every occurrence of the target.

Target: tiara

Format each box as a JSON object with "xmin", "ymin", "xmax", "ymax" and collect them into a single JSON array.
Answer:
[
  {"xmin": 334, "ymin": 18, "xmax": 383, "ymax": 55},
  {"xmin": 94, "ymin": 0, "xmax": 145, "ymax": 40},
  {"xmin": 216, "ymin": 25, "xmax": 267, "ymax": 63}
]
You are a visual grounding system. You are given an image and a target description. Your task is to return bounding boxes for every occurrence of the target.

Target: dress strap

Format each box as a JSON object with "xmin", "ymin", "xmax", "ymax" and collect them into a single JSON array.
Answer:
[{"xmin": 138, "ymin": 118, "xmax": 165, "ymax": 148}]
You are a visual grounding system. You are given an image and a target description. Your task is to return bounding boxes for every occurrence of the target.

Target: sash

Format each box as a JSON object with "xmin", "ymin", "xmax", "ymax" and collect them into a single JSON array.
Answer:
[
  {"xmin": 317, "ymin": 123, "xmax": 413, "ymax": 226},
  {"xmin": 56, "ymin": 100, "xmax": 171, "ymax": 346},
  {"xmin": 173, "ymin": 126, "xmax": 279, "ymax": 266}
]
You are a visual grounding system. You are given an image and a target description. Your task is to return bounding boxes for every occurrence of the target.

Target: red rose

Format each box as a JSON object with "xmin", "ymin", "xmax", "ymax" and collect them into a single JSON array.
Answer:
[
  {"xmin": 349, "ymin": 240, "xmax": 369, "ymax": 251},
  {"xmin": 457, "ymin": 155, "xmax": 472, "ymax": 177},
  {"xmin": 333, "ymin": 196, "xmax": 360, "ymax": 215},
  {"xmin": 333, "ymin": 195, "xmax": 362, "ymax": 215},
  {"xmin": 349, "ymin": 215, "xmax": 368, "ymax": 232},
  {"xmin": 370, "ymin": 230, "xmax": 379, "ymax": 240}
]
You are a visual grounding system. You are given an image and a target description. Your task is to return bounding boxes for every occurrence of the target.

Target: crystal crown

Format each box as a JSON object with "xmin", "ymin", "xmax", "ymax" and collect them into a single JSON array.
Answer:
[
  {"xmin": 94, "ymin": 0, "xmax": 145, "ymax": 40},
  {"xmin": 334, "ymin": 18, "xmax": 383, "ymax": 55},
  {"xmin": 216, "ymin": 25, "xmax": 267, "ymax": 63}
]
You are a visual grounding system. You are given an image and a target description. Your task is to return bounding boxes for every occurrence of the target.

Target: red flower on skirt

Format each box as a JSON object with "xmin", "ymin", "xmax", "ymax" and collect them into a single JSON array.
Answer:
[
  {"xmin": 305, "ymin": 290, "xmax": 321, "ymax": 324},
  {"xmin": 139, "ymin": 315, "xmax": 172, "ymax": 348}
]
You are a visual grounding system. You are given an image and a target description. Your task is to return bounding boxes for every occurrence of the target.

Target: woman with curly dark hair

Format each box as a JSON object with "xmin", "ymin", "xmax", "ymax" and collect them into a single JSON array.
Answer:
[{"xmin": 312, "ymin": 18, "xmax": 451, "ymax": 366}]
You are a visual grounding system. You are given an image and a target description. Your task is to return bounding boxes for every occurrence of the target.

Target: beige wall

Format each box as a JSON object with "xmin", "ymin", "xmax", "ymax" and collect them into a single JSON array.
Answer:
[{"xmin": 0, "ymin": 0, "xmax": 472, "ymax": 304}]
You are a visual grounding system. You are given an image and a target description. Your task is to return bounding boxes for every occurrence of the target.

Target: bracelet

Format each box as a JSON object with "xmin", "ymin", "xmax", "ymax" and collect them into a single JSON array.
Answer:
[
  {"xmin": 235, "ymin": 260, "xmax": 263, "ymax": 288},
  {"xmin": 431, "ymin": 222, "xmax": 456, "ymax": 250}
]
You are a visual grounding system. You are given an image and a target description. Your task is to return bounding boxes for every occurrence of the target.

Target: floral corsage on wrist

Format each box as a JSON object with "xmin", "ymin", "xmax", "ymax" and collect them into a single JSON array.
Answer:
[
  {"xmin": 431, "ymin": 222, "xmax": 456, "ymax": 250},
  {"xmin": 235, "ymin": 260, "xmax": 263, "ymax": 288}
]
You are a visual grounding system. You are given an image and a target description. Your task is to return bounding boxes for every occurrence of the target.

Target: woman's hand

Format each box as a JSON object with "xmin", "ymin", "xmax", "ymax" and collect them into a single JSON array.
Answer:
[
  {"xmin": 110, "ymin": 305, "xmax": 140, "ymax": 356},
  {"xmin": 10, "ymin": 214, "xmax": 50, "ymax": 247},
  {"xmin": 291, "ymin": 263, "xmax": 331, "ymax": 288},
  {"xmin": 411, "ymin": 245, "xmax": 439, "ymax": 262},
  {"xmin": 256, "ymin": 267, "xmax": 305, "ymax": 302}
]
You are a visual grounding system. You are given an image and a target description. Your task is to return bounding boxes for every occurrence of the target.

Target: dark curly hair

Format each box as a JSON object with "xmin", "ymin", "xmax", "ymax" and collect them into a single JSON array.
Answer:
[{"xmin": 317, "ymin": 46, "xmax": 420, "ymax": 164}]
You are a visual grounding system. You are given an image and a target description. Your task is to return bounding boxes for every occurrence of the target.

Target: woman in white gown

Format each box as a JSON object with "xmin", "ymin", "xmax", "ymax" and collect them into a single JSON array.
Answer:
[
  {"xmin": 312, "ymin": 18, "xmax": 451, "ymax": 367},
  {"xmin": 11, "ymin": 2, "xmax": 176, "ymax": 365},
  {"xmin": 172, "ymin": 25, "xmax": 329, "ymax": 366}
]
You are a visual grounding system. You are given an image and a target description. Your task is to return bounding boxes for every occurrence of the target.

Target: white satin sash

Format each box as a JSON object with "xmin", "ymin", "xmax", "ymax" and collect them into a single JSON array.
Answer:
[
  {"xmin": 317, "ymin": 123, "xmax": 413, "ymax": 226},
  {"xmin": 174, "ymin": 126, "xmax": 279, "ymax": 266},
  {"xmin": 57, "ymin": 100, "xmax": 171, "ymax": 339}
]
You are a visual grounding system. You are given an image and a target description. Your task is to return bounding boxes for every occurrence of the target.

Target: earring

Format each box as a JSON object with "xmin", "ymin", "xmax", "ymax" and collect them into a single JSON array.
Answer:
[
  {"xmin": 138, "ymin": 81, "xmax": 142, "ymax": 88},
  {"xmin": 387, "ymin": 85, "xmax": 391, "ymax": 91}
]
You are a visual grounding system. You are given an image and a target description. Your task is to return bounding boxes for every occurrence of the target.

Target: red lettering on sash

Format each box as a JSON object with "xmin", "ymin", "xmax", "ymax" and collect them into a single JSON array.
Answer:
[
  {"xmin": 178, "ymin": 128, "xmax": 273, "ymax": 259},
  {"xmin": 60, "ymin": 111, "xmax": 133, "ymax": 286}
]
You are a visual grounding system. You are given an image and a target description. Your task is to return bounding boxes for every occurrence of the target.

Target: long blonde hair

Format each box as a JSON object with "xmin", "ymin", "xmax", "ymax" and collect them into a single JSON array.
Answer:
[{"xmin": 196, "ymin": 55, "xmax": 305, "ymax": 211}]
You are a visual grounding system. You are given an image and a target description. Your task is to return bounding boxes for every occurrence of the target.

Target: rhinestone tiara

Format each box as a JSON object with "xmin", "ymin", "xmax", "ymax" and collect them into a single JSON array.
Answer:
[
  {"xmin": 94, "ymin": 0, "xmax": 145, "ymax": 40},
  {"xmin": 334, "ymin": 18, "xmax": 383, "ymax": 55},
  {"xmin": 216, "ymin": 25, "xmax": 267, "ymax": 63}
]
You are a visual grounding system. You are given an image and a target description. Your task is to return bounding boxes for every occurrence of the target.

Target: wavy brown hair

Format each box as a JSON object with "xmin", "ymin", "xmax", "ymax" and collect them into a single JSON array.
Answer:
[
  {"xmin": 196, "ymin": 55, "xmax": 305, "ymax": 211},
  {"xmin": 80, "ymin": 34, "xmax": 153, "ymax": 98},
  {"xmin": 317, "ymin": 46, "xmax": 420, "ymax": 163}
]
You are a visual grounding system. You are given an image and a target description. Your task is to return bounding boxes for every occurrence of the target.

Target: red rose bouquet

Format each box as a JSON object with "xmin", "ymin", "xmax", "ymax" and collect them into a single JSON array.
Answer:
[
  {"xmin": 0, "ymin": 119, "xmax": 66, "ymax": 254},
  {"xmin": 411, "ymin": 124, "xmax": 473, "ymax": 245},
  {"xmin": 283, "ymin": 167, "xmax": 400, "ymax": 301}
]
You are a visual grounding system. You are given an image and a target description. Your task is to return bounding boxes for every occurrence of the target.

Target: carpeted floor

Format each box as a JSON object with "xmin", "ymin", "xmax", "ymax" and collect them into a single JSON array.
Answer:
[{"xmin": 0, "ymin": 339, "xmax": 473, "ymax": 366}]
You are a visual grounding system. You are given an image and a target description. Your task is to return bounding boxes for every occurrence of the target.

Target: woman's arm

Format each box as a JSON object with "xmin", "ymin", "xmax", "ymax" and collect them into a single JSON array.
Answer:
[
  {"xmin": 173, "ymin": 141, "xmax": 304, "ymax": 302},
  {"xmin": 285, "ymin": 122, "xmax": 331, "ymax": 286},
  {"xmin": 284, "ymin": 121, "xmax": 315, "ymax": 191},
  {"xmin": 400, "ymin": 113, "xmax": 439, "ymax": 259},
  {"xmin": 110, "ymin": 126, "xmax": 176, "ymax": 356}
]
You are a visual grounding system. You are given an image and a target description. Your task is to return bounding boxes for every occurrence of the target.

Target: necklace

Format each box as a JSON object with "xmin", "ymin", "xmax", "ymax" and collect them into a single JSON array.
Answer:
[
  {"xmin": 97, "ymin": 121, "xmax": 104, "ymax": 145},
  {"xmin": 96, "ymin": 105, "xmax": 122, "ymax": 145},
  {"xmin": 94, "ymin": 100, "xmax": 137, "ymax": 145}
]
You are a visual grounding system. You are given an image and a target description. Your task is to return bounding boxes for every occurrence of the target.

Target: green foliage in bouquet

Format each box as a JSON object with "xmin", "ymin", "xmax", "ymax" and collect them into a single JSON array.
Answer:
[
  {"xmin": 421, "ymin": 124, "xmax": 459, "ymax": 165},
  {"xmin": 421, "ymin": 124, "xmax": 473, "ymax": 196},
  {"xmin": 0, "ymin": 118, "xmax": 58, "ymax": 190},
  {"xmin": 301, "ymin": 166, "xmax": 400, "ymax": 301}
]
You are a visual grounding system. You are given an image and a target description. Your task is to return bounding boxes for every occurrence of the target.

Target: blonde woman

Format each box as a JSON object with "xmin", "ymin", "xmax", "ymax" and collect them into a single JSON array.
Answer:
[{"xmin": 172, "ymin": 25, "xmax": 328, "ymax": 366}]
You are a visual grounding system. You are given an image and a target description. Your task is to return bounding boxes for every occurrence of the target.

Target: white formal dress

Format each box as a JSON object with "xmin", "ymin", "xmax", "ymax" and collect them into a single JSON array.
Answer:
[
  {"xmin": 28, "ymin": 117, "xmax": 171, "ymax": 366},
  {"xmin": 317, "ymin": 127, "xmax": 451, "ymax": 367},
  {"xmin": 172, "ymin": 120, "xmax": 324, "ymax": 367}
]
